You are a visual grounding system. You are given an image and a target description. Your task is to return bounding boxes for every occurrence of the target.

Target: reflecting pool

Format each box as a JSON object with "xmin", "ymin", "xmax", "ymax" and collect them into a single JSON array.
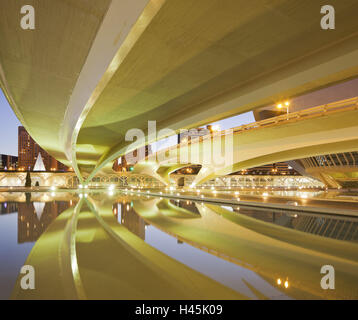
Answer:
[{"xmin": 1, "ymin": 191, "xmax": 357, "ymax": 300}]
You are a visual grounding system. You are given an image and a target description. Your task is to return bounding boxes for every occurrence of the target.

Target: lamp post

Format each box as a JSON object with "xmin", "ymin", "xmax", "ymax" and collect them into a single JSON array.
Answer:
[
  {"xmin": 207, "ymin": 124, "xmax": 220, "ymax": 133},
  {"xmin": 277, "ymin": 101, "xmax": 290, "ymax": 119}
]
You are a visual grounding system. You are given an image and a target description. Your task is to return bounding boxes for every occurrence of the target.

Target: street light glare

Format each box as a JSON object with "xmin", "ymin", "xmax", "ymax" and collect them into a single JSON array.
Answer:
[{"xmin": 211, "ymin": 124, "xmax": 220, "ymax": 131}]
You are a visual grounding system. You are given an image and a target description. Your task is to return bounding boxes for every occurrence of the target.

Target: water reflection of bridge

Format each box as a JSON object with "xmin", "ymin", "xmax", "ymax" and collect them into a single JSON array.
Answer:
[
  {"xmin": 112, "ymin": 201, "xmax": 146, "ymax": 240},
  {"xmin": 132, "ymin": 198, "xmax": 358, "ymax": 264},
  {"xmin": 4, "ymin": 190, "xmax": 357, "ymax": 244},
  {"xmin": 3, "ymin": 194, "xmax": 148, "ymax": 244},
  {"xmin": 233, "ymin": 206, "xmax": 358, "ymax": 242},
  {"xmin": 10, "ymin": 193, "xmax": 358, "ymax": 300}
]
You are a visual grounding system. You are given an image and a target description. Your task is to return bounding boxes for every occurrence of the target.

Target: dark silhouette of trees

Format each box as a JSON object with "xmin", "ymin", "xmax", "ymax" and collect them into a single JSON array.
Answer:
[{"xmin": 25, "ymin": 171, "xmax": 32, "ymax": 187}]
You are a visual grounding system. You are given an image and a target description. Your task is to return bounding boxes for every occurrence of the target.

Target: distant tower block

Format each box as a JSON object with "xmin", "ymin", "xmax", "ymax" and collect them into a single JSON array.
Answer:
[{"xmin": 33, "ymin": 152, "xmax": 46, "ymax": 171}]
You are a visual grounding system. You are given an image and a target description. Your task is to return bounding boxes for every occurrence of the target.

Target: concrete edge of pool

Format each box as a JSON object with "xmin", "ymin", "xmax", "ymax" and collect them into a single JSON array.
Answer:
[{"xmin": 127, "ymin": 191, "xmax": 358, "ymax": 217}]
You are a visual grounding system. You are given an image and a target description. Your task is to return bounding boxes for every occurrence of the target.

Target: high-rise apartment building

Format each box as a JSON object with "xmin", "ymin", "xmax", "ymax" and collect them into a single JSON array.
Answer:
[
  {"xmin": 0, "ymin": 154, "xmax": 18, "ymax": 170},
  {"xmin": 18, "ymin": 126, "xmax": 68, "ymax": 171}
]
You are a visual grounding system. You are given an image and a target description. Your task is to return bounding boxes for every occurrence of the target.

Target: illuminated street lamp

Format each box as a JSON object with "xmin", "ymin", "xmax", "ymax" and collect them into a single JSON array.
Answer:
[
  {"xmin": 276, "ymin": 100, "xmax": 290, "ymax": 119},
  {"xmin": 207, "ymin": 124, "xmax": 220, "ymax": 133},
  {"xmin": 271, "ymin": 164, "xmax": 278, "ymax": 174},
  {"xmin": 211, "ymin": 124, "xmax": 220, "ymax": 132}
]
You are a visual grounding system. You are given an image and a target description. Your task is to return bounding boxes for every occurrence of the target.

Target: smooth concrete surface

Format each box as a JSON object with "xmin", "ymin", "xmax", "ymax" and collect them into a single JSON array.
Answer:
[{"xmin": 2, "ymin": 1, "xmax": 358, "ymax": 182}]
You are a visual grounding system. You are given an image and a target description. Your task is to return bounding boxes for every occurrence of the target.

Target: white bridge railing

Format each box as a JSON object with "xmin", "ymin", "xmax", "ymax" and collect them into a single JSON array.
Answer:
[
  {"xmin": 154, "ymin": 96, "xmax": 358, "ymax": 157},
  {"xmin": 234, "ymin": 96, "xmax": 358, "ymax": 133}
]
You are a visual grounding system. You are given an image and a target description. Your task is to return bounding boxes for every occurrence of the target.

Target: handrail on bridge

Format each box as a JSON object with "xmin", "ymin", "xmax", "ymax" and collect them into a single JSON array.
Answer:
[
  {"xmin": 155, "ymin": 96, "xmax": 358, "ymax": 156},
  {"xmin": 235, "ymin": 96, "xmax": 358, "ymax": 133}
]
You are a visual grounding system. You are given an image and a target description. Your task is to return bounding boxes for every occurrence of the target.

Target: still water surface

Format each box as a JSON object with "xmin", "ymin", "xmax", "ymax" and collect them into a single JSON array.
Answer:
[{"xmin": 0, "ymin": 191, "xmax": 357, "ymax": 299}]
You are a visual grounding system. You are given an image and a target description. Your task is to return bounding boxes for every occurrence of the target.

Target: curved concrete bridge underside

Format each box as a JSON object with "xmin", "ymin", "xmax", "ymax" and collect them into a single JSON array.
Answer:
[
  {"xmin": 134, "ymin": 99, "xmax": 358, "ymax": 185},
  {"xmin": 1, "ymin": 1, "xmax": 358, "ymax": 183}
]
